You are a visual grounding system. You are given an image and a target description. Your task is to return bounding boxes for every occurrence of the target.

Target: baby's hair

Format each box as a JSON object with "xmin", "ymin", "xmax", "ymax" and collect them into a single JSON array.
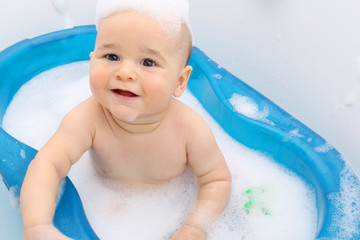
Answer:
[{"xmin": 179, "ymin": 24, "xmax": 193, "ymax": 66}]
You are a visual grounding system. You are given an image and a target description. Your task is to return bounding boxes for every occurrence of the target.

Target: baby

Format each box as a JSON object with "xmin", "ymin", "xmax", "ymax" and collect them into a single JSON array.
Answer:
[{"xmin": 20, "ymin": 0, "xmax": 231, "ymax": 239}]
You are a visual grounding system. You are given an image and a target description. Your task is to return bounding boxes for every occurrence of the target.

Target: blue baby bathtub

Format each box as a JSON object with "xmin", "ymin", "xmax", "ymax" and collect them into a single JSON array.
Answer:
[{"xmin": 0, "ymin": 25, "xmax": 359, "ymax": 239}]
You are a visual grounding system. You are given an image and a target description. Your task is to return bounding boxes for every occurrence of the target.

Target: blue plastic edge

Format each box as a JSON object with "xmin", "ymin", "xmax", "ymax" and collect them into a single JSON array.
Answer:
[
  {"xmin": 0, "ymin": 25, "xmax": 358, "ymax": 239},
  {"xmin": 0, "ymin": 25, "xmax": 99, "ymax": 240}
]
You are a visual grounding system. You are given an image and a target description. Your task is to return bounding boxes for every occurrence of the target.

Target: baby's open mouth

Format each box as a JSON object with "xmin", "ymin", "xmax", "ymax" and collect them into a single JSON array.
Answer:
[{"xmin": 112, "ymin": 89, "xmax": 139, "ymax": 98}]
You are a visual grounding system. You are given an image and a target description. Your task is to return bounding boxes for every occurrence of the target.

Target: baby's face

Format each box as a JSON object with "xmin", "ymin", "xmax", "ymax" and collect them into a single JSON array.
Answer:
[{"xmin": 90, "ymin": 11, "xmax": 191, "ymax": 123}]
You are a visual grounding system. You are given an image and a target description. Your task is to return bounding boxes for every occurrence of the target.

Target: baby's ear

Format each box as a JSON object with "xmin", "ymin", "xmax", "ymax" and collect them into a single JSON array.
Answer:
[
  {"xmin": 173, "ymin": 65, "xmax": 192, "ymax": 97},
  {"xmin": 89, "ymin": 52, "xmax": 94, "ymax": 59}
]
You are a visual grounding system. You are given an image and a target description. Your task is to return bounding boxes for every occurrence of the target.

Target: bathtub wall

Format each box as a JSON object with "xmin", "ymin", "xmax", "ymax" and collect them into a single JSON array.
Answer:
[{"xmin": 1, "ymin": 0, "xmax": 359, "ymax": 175}]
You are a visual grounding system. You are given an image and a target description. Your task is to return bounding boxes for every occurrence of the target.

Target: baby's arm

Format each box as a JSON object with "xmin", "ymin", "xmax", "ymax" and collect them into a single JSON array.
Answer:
[
  {"xmin": 171, "ymin": 115, "xmax": 232, "ymax": 239},
  {"xmin": 20, "ymin": 99, "xmax": 95, "ymax": 239}
]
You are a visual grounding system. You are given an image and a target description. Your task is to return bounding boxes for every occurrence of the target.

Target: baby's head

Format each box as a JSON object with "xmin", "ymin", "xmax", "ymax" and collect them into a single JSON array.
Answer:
[
  {"xmin": 95, "ymin": 0, "xmax": 193, "ymax": 66},
  {"xmin": 90, "ymin": 0, "xmax": 194, "ymax": 124}
]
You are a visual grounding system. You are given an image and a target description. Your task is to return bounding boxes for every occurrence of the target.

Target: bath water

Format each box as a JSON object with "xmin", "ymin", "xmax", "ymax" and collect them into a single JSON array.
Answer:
[{"xmin": 2, "ymin": 61, "xmax": 318, "ymax": 239}]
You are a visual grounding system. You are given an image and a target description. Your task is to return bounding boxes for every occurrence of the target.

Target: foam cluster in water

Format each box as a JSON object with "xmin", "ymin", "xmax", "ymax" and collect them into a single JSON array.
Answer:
[
  {"xmin": 328, "ymin": 164, "xmax": 360, "ymax": 239},
  {"xmin": 2, "ymin": 62, "xmax": 320, "ymax": 239},
  {"xmin": 229, "ymin": 93, "xmax": 274, "ymax": 125},
  {"xmin": 3, "ymin": 61, "xmax": 91, "ymax": 150}
]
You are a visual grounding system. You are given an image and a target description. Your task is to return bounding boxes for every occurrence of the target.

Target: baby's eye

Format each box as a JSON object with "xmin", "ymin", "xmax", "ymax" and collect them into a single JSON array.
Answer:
[
  {"xmin": 105, "ymin": 54, "xmax": 120, "ymax": 61},
  {"xmin": 141, "ymin": 58, "xmax": 157, "ymax": 67}
]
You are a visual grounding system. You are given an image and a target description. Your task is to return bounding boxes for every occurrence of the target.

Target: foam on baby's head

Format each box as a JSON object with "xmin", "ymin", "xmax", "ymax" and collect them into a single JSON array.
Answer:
[{"xmin": 95, "ymin": 0, "xmax": 193, "ymax": 44}]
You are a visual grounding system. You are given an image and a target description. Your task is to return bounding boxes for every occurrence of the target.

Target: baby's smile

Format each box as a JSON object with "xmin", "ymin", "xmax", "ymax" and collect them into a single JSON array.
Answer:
[{"xmin": 111, "ymin": 88, "xmax": 140, "ymax": 100}]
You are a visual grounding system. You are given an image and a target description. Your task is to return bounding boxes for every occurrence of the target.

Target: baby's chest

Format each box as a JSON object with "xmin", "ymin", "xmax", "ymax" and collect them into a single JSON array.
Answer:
[{"xmin": 91, "ymin": 134, "xmax": 188, "ymax": 181}]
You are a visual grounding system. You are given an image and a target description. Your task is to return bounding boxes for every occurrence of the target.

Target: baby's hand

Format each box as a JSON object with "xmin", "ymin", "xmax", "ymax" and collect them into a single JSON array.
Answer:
[
  {"xmin": 169, "ymin": 224, "xmax": 206, "ymax": 240},
  {"xmin": 24, "ymin": 223, "xmax": 74, "ymax": 240}
]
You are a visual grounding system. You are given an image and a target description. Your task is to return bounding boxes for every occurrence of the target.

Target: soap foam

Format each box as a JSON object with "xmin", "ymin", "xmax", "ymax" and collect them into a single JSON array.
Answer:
[
  {"xmin": 8, "ymin": 186, "xmax": 20, "ymax": 209},
  {"xmin": 229, "ymin": 93, "xmax": 274, "ymax": 125},
  {"xmin": 3, "ymin": 62, "xmax": 318, "ymax": 239},
  {"xmin": 71, "ymin": 155, "xmax": 198, "ymax": 239},
  {"xmin": 95, "ymin": 0, "xmax": 193, "ymax": 42},
  {"xmin": 2, "ymin": 61, "xmax": 91, "ymax": 150},
  {"xmin": 328, "ymin": 165, "xmax": 360, "ymax": 239}
]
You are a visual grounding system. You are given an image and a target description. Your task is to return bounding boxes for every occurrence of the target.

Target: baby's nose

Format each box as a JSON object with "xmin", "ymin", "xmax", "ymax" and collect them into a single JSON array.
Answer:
[{"xmin": 116, "ymin": 62, "xmax": 137, "ymax": 81}]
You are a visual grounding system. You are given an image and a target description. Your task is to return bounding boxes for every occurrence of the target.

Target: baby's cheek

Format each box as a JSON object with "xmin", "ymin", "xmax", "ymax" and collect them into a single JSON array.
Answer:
[
  {"xmin": 145, "ymin": 80, "xmax": 172, "ymax": 102},
  {"xmin": 90, "ymin": 68, "xmax": 107, "ymax": 90}
]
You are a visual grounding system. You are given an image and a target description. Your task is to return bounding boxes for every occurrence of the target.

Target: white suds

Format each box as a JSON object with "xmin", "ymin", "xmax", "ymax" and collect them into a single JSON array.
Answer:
[
  {"xmin": 229, "ymin": 93, "xmax": 274, "ymax": 125},
  {"xmin": 283, "ymin": 129, "xmax": 305, "ymax": 142},
  {"xmin": 314, "ymin": 142, "xmax": 334, "ymax": 153},
  {"xmin": 95, "ymin": 0, "xmax": 193, "ymax": 43},
  {"xmin": 328, "ymin": 165, "xmax": 360, "ymax": 239}
]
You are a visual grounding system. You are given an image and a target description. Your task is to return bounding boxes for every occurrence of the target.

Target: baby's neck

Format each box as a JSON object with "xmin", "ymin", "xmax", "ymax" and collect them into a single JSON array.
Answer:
[
  {"xmin": 103, "ymin": 108, "xmax": 165, "ymax": 135},
  {"xmin": 116, "ymin": 119, "xmax": 163, "ymax": 134}
]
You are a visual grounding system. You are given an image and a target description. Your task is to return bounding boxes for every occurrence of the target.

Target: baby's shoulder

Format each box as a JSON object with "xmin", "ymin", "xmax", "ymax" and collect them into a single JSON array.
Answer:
[
  {"xmin": 171, "ymin": 99, "xmax": 211, "ymax": 134},
  {"xmin": 53, "ymin": 97, "xmax": 99, "ymax": 143},
  {"xmin": 61, "ymin": 96, "xmax": 102, "ymax": 129},
  {"xmin": 172, "ymin": 99, "xmax": 202, "ymax": 120}
]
